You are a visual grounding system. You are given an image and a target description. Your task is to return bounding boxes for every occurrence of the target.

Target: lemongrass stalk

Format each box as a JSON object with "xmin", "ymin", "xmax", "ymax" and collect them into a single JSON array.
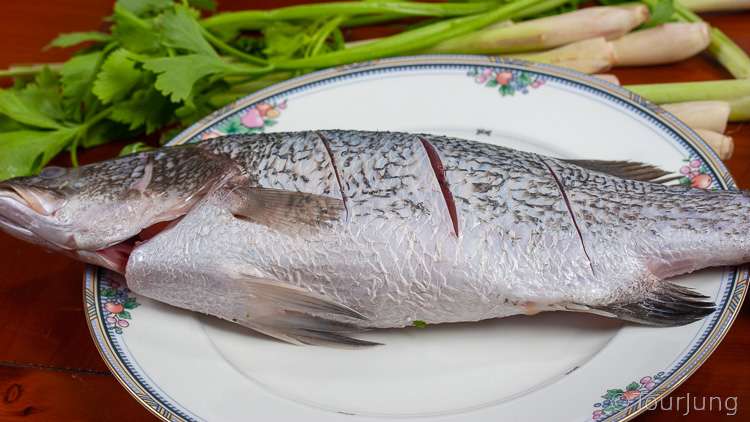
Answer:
[
  {"xmin": 680, "ymin": 0, "xmax": 750, "ymax": 12},
  {"xmin": 510, "ymin": 37, "xmax": 615, "ymax": 74},
  {"xmin": 273, "ymin": 0, "xmax": 551, "ymax": 70},
  {"xmin": 728, "ymin": 96, "xmax": 750, "ymax": 122},
  {"xmin": 671, "ymin": 2, "xmax": 750, "ymax": 79},
  {"xmin": 662, "ymin": 101, "xmax": 731, "ymax": 132},
  {"xmin": 611, "ymin": 23, "xmax": 710, "ymax": 66},
  {"xmin": 694, "ymin": 129, "xmax": 733, "ymax": 160},
  {"xmin": 595, "ymin": 74, "xmax": 621, "ymax": 85},
  {"xmin": 426, "ymin": 5, "xmax": 649, "ymax": 55},
  {"xmin": 626, "ymin": 80, "xmax": 750, "ymax": 103}
]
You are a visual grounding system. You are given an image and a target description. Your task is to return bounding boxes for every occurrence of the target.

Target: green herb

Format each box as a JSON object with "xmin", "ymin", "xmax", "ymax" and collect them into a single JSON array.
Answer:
[
  {"xmin": 412, "ymin": 320, "xmax": 428, "ymax": 328},
  {"xmin": 119, "ymin": 141, "xmax": 155, "ymax": 156}
]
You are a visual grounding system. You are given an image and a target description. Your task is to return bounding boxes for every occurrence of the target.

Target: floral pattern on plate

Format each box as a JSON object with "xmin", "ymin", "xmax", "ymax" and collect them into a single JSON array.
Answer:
[
  {"xmin": 679, "ymin": 157, "xmax": 713, "ymax": 189},
  {"xmin": 467, "ymin": 68, "xmax": 545, "ymax": 96},
  {"xmin": 202, "ymin": 99, "xmax": 287, "ymax": 139},
  {"xmin": 100, "ymin": 273, "xmax": 140, "ymax": 334},
  {"xmin": 592, "ymin": 372, "xmax": 665, "ymax": 421}
]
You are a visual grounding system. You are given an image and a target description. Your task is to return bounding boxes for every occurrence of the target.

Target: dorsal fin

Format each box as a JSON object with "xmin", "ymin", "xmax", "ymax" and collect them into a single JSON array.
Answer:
[{"xmin": 563, "ymin": 159, "xmax": 681, "ymax": 184}]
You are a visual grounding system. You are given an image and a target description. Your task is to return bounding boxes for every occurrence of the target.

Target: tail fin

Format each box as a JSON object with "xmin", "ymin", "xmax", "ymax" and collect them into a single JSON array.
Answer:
[{"xmin": 591, "ymin": 282, "xmax": 715, "ymax": 326}]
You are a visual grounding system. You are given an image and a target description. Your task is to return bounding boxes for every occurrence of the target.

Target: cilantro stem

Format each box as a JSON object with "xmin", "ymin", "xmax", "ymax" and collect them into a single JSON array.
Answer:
[
  {"xmin": 0, "ymin": 63, "xmax": 64, "ymax": 78},
  {"xmin": 200, "ymin": 27, "xmax": 268, "ymax": 66},
  {"xmin": 201, "ymin": 1, "xmax": 503, "ymax": 31},
  {"xmin": 113, "ymin": 4, "xmax": 151, "ymax": 30},
  {"xmin": 307, "ymin": 16, "xmax": 346, "ymax": 58},
  {"xmin": 342, "ymin": 13, "xmax": 406, "ymax": 28},
  {"xmin": 69, "ymin": 106, "xmax": 114, "ymax": 167},
  {"xmin": 273, "ymin": 0, "xmax": 551, "ymax": 70}
]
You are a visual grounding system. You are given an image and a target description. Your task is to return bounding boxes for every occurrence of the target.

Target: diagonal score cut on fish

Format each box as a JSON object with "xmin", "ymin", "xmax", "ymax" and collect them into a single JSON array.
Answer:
[{"xmin": 0, "ymin": 130, "xmax": 736, "ymax": 346}]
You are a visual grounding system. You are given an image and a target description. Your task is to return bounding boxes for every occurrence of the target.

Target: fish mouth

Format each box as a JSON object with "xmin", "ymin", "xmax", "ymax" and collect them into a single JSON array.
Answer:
[
  {"xmin": 0, "ymin": 182, "xmax": 180, "ymax": 274},
  {"xmin": 0, "ymin": 182, "xmax": 64, "ymax": 216},
  {"xmin": 0, "ymin": 183, "xmax": 48, "ymax": 245}
]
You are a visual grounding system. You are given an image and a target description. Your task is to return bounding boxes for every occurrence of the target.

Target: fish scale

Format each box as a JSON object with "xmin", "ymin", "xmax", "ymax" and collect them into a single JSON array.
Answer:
[{"xmin": 0, "ymin": 130, "xmax": 731, "ymax": 345}]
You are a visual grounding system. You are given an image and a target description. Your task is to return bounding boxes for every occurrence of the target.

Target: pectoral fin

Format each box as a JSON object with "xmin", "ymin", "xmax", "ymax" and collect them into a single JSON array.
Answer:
[
  {"xmin": 228, "ymin": 186, "xmax": 345, "ymax": 230},
  {"xmin": 237, "ymin": 274, "xmax": 380, "ymax": 347}
]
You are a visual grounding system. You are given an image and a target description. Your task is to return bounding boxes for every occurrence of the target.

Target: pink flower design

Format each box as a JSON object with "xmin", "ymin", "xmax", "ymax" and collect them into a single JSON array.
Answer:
[
  {"xmin": 256, "ymin": 103, "xmax": 272, "ymax": 117},
  {"xmin": 640, "ymin": 376, "xmax": 652, "ymax": 384},
  {"xmin": 690, "ymin": 159, "xmax": 702, "ymax": 168},
  {"xmin": 241, "ymin": 108, "xmax": 265, "ymax": 128},
  {"xmin": 592, "ymin": 410, "xmax": 604, "ymax": 419},
  {"xmin": 496, "ymin": 71, "xmax": 513, "ymax": 85},
  {"xmin": 691, "ymin": 173, "xmax": 712, "ymax": 189}
]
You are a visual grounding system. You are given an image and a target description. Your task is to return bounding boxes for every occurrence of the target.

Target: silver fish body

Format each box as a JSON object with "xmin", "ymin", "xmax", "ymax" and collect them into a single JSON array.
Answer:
[
  {"xmin": 124, "ymin": 131, "xmax": 741, "ymax": 338},
  {"xmin": 1, "ymin": 130, "xmax": 741, "ymax": 345}
]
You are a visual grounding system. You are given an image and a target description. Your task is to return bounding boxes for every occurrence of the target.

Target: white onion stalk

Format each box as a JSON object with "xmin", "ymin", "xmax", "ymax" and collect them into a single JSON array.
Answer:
[
  {"xmin": 662, "ymin": 101, "xmax": 731, "ymax": 133},
  {"xmin": 427, "ymin": 5, "xmax": 649, "ymax": 54},
  {"xmin": 680, "ymin": 0, "xmax": 750, "ymax": 12},
  {"xmin": 510, "ymin": 37, "xmax": 615, "ymax": 74},
  {"xmin": 694, "ymin": 129, "xmax": 734, "ymax": 160},
  {"xmin": 611, "ymin": 23, "xmax": 711, "ymax": 67}
]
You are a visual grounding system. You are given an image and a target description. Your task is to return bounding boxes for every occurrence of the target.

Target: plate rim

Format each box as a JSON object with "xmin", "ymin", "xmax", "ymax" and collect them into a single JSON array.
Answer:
[{"xmin": 82, "ymin": 55, "xmax": 749, "ymax": 422}]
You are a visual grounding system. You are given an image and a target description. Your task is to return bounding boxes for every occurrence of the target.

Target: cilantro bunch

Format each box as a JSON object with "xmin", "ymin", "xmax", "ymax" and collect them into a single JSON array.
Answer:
[{"xmin": 1, "ymin": 0, "xmax": 572, "ymax": 181}]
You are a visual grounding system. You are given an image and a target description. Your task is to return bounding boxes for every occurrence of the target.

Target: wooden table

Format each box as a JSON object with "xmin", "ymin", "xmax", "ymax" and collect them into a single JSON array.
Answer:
[{"xmin": 0, "ymin": 1, "xmax": 748, "ymax": 421}]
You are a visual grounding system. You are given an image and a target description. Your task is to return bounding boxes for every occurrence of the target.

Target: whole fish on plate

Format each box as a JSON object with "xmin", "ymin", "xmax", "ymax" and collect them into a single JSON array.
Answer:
[{"xmin": 0, "ymin": 130, "xmax": 736, "ymax": 345}]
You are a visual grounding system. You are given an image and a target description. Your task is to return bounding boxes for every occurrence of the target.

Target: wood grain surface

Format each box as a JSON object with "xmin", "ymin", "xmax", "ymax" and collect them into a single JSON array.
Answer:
[{"xmin": 0, "ymin": 1, "xmax": 748, "ymax": 421}]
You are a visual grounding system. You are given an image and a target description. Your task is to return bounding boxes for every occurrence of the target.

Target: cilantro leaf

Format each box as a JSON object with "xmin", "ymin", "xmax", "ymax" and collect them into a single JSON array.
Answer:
[
  {"xmin": 111, "ymin": 86, "xmax": 174, "ymax": 133},
  {"xmin": 159, "ymin": 6, "xmax": 217, "ymax": 57},
  {"xmin": 0, "ymin": 128, "xmax": 77, "ymax": 180},
  {"xmin": 143, "ymin": 55, "xmax": 233, "ymax": 102},
  {"xmin": 189, "ymin": 0, "xmax": 216, "ymax": 11},
  {"xmin": 0, "ymin": 83, "xmax": 63, "ymax": 130},
  {"xmin": 112, "ymin": 4, "xmax": 163, "ymax": 53},
  {"xmin": 117, "ymin": 0, "xmax": 172, "ymax": 16},
  {"xmin": 644, "ymin": 0, "xmax": 675, "ymax": 28},
  {"xmin": 93, "ymin": 49, "xmax": 144, "ymax": 103},
  {"xmin": 46, "ymin": 31, "xmax": 111, "ymax": 49},
  {"xmin": 119, "ymin": 141, "xmax": 154, "ymax": 157},
  {"xmin": 15, "ymin": 69, "xmax": 67, "ymax": 125},
  {"xmin": 0, "ymin": 115, "xmax": 29, "ymax": 132},
  {"xmin": 263, "ymin": 22, "xmax": 311, "ymax": 60},
  {"xmin": 60, "ymin": 51, "xmax": 103, "ymax": 120},
  {"xmin": 80, "ymin": 120, "xmax": 132, "ymax": 148}
]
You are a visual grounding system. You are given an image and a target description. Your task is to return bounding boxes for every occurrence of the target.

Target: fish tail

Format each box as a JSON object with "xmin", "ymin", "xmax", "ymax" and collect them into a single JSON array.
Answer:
[{"xmin": 590, "ymin": 282, "xmax": 715, "ymax": 327}]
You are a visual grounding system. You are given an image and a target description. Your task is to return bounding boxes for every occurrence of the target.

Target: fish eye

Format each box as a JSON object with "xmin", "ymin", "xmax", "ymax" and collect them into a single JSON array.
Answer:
[{"xmin": 39, "ymin": 166, "xmax": 67, "ymax": 179}]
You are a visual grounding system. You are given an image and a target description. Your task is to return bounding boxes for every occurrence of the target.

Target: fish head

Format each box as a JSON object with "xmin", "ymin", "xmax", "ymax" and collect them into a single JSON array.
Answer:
[{"xmin": 0, "ymin": 147, "xmax": 233, "ymax": 273}]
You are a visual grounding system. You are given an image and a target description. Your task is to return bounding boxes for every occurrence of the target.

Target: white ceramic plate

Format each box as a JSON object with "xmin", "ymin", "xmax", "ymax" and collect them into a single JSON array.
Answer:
[{"xmin": 84, "ymin": 56, "xmax": 748, "ymax": 422}]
